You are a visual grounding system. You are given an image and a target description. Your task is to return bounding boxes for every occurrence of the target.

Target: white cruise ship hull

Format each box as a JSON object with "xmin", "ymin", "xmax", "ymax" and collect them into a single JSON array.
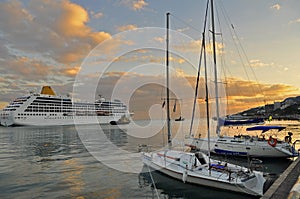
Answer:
[
  {"xmin": 0, "ymin": 86, "xmax": 132, "ymax": 127},
  {"xmin": 0, "ymin": 112, "xmax": 125, "ymax": 126}
]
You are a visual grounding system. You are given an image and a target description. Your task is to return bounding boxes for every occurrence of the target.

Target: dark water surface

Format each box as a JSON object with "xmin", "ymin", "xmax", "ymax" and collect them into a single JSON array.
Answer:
[{"xmin": 0, "ymin": 120, "xmax": 299, "ymax": 199}]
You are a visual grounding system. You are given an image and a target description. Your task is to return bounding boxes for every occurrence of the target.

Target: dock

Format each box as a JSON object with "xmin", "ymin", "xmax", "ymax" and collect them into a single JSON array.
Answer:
[{"xmin": 261, "ymin": 157, "xmax": 300, "ymax": 199}]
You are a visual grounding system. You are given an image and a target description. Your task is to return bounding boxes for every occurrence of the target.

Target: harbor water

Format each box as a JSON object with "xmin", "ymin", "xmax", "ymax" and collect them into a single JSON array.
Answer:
[{"xmin": 0, "ymin": 120, "xmax": 299, "ymax": 199}]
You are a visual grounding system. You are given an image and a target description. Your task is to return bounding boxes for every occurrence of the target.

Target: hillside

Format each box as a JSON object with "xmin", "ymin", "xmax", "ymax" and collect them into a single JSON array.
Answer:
[{"xmin": 233, "ymin": 96, "xmax": 300, "ymax": 120}]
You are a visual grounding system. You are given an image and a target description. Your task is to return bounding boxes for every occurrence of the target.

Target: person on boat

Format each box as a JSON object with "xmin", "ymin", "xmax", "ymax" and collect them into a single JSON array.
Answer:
[
  {"xmin": 194, "ymin": 157, "xmax": 197, "ymax": 168},
  {"xmin": 227, "ymin": 170, "xmax": 232, "ymax": 181},
  {"xmin": 284, "ymin": 132, "xmax": 293, "ymax": 143},
  {"xmin": 182, "ymin": 165, "xmax": 188, "ymax": 183},
  {"xmin": 268, "ymin": 115, "xmax": 273, "ymax": 122}
]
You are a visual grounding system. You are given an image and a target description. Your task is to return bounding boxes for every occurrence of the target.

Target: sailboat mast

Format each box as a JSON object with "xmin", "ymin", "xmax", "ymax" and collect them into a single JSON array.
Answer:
[
  {"xmin": 210, "ymin": 0, "xmax": 221, "ymax": 135},
  {"xmin": 203, "ymin": 31, "xmax": 212, "ymax": 170},
  {"xmin": 166, "ymin": 12, "xmax": 172, "ymax": 147},
  {"xmin": 189, "ymin": 0, "xmax": 210, "ymax": 137}
]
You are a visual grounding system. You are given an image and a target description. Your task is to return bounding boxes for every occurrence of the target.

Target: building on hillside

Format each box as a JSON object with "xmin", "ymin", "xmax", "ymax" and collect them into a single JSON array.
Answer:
[{"xmin": 273, "ymin": 102, "xmax": 281, "ymax": 110}]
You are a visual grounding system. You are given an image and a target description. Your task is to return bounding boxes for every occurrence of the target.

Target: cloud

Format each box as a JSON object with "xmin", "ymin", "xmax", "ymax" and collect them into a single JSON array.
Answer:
[
  {"xmin": 91, "ymin": 11, "xmax": 104, "ymax": 19},
  {"xmin": 0, "ymin": 0, "xmax": 112, "ymax": 65},
  {"xmin": 223, "ymin": 77, "xmax": 298, "ymax": 113},
  {"xmin": 271, "ymin": 4, "xmax": 281, "ymax": 11},
  {"xmin": 105, "ymin": 51, "xmax": 186, "ymax": 65},
  {"xmin": 0, "ymin": 0, "xmax": 119, "ymax": 107},
  {"xmin": 94, "ymin": 71, "xmax": 194, "ymax": 120},
  {"xmin": 117, "ymin": 24, "xmax": 138, "ymax": 32},
  {"xmin": 0, "ymin": 55, "xmax": 56, "ymax": 81},
  {"xmin": 78, "ymin": 72, "xmax": 299, "ymax": 118},
  {"xmin": 1, "ymin": 65, "xmax": 298, "ymax": 118},
  {"xmin": 250, "ymin": 59, "xmax": 274, "ymax": 67},
  {"xmin": 173, "ymin": 40, "xmax": 201, "ymax": 53},
  {"xmin": 154, "ymin": 37, "xmax": 164, "ymax": 43},
  {"xmin": 132, "ymin": 0, "xmax": 148, "ymax": 10},
  {"xmin": 173, "ymin": 39, "xmax": 224, "ymax": 55},
  {"xmin": 176, "ymin": 27, "xmax": 190, "ymax": 32},
  {"xmin": 59, "ymin": 66, "xmax": 81, "ymax": 77},
  {"xmin": 289, "ymin": 18, "xmax": 300, "ymax": 25},
  {"xmin": 120, "ymin": 0, "xmax": 148, "ymax": 11}
]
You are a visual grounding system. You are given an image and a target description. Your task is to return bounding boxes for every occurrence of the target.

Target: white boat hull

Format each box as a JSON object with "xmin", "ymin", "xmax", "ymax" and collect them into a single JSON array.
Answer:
[
  {"xmin": 186, "ymin": 136, "xmax": 297, "ymax": 158},
  {"xmin": 142, "ymin": 150, "xmax": 265, "ymax": 196}
]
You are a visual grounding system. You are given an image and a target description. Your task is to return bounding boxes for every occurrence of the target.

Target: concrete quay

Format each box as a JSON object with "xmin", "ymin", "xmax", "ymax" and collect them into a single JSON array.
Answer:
[{"xmin": 261, "ymin": 157, "xmax": 300, "ymax": 199}]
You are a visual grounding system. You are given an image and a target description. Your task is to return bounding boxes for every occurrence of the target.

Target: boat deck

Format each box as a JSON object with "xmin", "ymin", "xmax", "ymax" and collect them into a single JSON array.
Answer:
[{"xmin": 261, "ymin": 157, "xmax": 300, "ymax": 199}]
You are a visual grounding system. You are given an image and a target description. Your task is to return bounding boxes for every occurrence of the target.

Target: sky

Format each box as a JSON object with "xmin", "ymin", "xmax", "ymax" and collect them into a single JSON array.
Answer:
[{"xmin": 0, "ymin": 0, "xmax": 300, "ymax": 119}]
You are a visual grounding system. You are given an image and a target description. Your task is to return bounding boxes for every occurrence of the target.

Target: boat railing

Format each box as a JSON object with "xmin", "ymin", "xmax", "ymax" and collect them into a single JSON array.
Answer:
[{"xmin": 138, "ymin": 144, "xmax": 152, "ymax": 152}]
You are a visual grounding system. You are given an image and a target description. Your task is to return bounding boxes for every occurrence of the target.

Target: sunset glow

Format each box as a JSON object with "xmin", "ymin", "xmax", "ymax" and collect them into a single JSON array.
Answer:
[{"xmin": 0, "ymin": 0, "xmax": 299, "ymax": 119}]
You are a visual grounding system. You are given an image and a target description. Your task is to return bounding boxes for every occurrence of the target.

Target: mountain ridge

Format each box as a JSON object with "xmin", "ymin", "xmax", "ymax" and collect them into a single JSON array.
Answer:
[{"xmin": 233, "ymin": 96, "xmax": 300, "ymax": 120}]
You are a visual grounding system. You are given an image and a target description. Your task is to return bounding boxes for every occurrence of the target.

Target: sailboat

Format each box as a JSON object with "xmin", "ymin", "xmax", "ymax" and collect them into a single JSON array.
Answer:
[
  {"xmin": 185, "ymin": 0, "xmax": 299, "ymax": 158},
  {"xmin": 186, "ymin": 125, "xmax": 298, "ymax": 157},
  {"xmin": 141, "ymin": 3, "xmax": 266, "ymax": 196}
]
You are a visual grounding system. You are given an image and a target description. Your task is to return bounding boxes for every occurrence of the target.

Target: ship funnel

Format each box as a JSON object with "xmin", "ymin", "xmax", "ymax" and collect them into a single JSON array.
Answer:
[{"xmin": 41, "ymin": 86, "xmax": 56, "ymax": 96}]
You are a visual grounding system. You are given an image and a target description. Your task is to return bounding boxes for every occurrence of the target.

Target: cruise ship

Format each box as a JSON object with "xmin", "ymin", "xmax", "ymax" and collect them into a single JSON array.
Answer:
[{"xmin": 0, "ymin": 86, "xmax": 132, "ymax": 126}]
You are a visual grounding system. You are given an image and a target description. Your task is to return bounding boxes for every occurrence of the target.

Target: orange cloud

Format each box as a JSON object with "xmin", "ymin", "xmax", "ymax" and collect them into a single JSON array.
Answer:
[
  {"xmin": 250, "ymin": 59, "xmax": 274, "ymax": 68},
  {"xmin": 61, "ymin": 66, "xmax": 81, "ymax": 77},
  {"xmin": 57, "ymin": 1, "xmax": 90, "ymax": 37},
  {"xmin": 173, "ymin": 40, "xmax": 224, "ymax": 55},
  {"xmin": 99, "ymin": 48, "xmax": 186, "ymax": 65},
  {"xmin": 289, "ymin": 18, "xmax": 300, "ymax": 25},
  {"xmin": 117, "ymin": 24, "xmax": 138, "ymax": 32},
  {"xmin": 154, "ymin": 36, "xmax": 164, "ymax": 43},
  {"xmin": 8, "ymin": 57, "xmax": 53, "ymax": 78},
  {"xmin": 55, "ymin": 1, "xmax": 111, "ymax": 43},
  {"xmin": 223, "ymin": 77, "xmax": 298, "ymax": 114},
  {"xmin": 271, "ymin": 4, "xmax": 281, "ymax": 11},
  {"xmin": 132, "ymin": 0, "xmax": 148, "ymax": 10},
  {"xmin": 0, "ymin": 0, "xmax": 112, "ymax": 65},
  {"xmin": 120, "ymin": 0, "xmax": 148, "ymax": 11}
]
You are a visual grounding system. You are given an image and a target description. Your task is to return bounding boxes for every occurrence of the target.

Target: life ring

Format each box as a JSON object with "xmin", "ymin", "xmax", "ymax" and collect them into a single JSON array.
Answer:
[{"xmin": 268, "ymin": 137, "xmax": 277, "ymax": 147}]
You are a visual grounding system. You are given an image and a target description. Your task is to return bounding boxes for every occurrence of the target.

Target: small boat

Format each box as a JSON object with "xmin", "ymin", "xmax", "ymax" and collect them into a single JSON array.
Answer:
[
  {"xmin": 110, "ymin": 115, "xmax": 131, "ymax": 125},
  {"xmin": 142, "ymin": 7, "xmax": 266, "ymax": 196}
]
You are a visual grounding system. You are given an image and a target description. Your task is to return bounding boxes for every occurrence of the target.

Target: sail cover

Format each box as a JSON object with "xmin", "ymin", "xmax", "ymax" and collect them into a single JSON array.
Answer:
[
  {"xmin": 218, "ymin": 118, "xmax": 265, "ymax": 126},
  {"xmin": 246, "ymin": 125, "xmax": 286, "ymax": 133}
]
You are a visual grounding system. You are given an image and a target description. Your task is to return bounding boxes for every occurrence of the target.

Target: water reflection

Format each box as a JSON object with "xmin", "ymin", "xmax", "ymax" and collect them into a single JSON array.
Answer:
[
  {"xmin": 9, "ymin": 126, "xmax": 83, "ymax": 162},
  {"xmin": 0, "ymin": 120, "xmax": 299, "ymax": 199},
  {"xmin": 0, "ymin": 125, "xmax": 87, "ymax": 199},
  {"xmin": 102, "ymin": 125, "xmax": 128, "ymax": 148}
]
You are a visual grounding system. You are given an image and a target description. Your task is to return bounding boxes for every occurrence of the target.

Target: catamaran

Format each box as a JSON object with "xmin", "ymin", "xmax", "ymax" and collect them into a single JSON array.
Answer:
[
  {"xmin": 0, "ymin": 86, "xmax": 132, "ymax": 126},
  {"xmin": 142, "ymin": 5, "xmax": 266, "ymax": 196}
]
